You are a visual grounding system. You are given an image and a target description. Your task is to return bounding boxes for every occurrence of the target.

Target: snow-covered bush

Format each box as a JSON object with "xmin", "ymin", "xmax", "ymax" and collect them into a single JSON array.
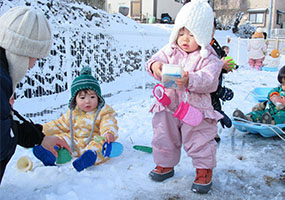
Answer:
[
  {"xmin": 0, "ymin": 0, "xmax": 161, "ymax": 99},
  {"xmin": 235, "ymin": 22, "xmax": 256, "ymax": 38}
]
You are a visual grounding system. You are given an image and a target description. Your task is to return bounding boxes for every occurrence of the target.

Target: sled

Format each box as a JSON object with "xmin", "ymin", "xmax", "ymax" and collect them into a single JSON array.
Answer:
[
  {"xmin": 261, "ymin": 66, "xmax": 278, "ymax": 72},
  {"xmin": 232, "ymin": 117, "xmax": 285, "ymax": 138},
  {"xmin": 250, "ymin": 87, "xmax": 272, "ymax": 102}
]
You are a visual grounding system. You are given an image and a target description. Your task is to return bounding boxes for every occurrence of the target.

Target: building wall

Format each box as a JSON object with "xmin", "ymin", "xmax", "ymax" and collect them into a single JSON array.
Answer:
[
  {"xmin": 247, "ymin": 0, "xmax": 268, "ymax": 8},
  {"xmin": 273, "ymin": 0, "xmax": 285, "ymax": 28},
  {"xmin": 106, "ymin": 0, "xmax": 183, "ymax": 22},
  {"xmin": 246, "ymin": 0, "xmax": 268, "ymax": 30},
  {"xmin": 247, "ymin": 0, "xmax": 285, "ymax": 31},
  {"xmin": 213, "ymin": 0, "xmax": 248, "ymax": 26},
  {"xmin": 214, "ymin": 0, "xmax": 285, "ymax": 36},
  {"xmin": 142, "ymin": 0, "xmax": 154, "ymax": 19},
  {"xmin": 156, "ymin": 0, "xmax": 183, "ymax": 21},
  {"xmin": 107, "ymin": 0, "xmax": 131, "ymax": 15}
]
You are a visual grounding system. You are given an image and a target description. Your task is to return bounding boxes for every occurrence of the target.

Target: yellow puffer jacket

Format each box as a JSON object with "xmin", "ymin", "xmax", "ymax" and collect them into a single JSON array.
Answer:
[{"xmin": 43, "ymin": 104, "xmax": 119, "ymax": 165}]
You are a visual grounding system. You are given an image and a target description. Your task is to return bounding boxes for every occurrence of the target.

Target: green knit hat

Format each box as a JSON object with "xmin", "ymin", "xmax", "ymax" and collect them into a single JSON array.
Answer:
[{"xmin": 69, "ymin": 66, "xmax": 105, "ymax": 110}]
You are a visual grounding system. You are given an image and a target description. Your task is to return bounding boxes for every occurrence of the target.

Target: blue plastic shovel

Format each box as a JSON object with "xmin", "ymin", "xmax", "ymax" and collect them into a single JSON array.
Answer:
[{"xmin": 102, "ymin": 142, "xmax": 124, "ymax": 158}]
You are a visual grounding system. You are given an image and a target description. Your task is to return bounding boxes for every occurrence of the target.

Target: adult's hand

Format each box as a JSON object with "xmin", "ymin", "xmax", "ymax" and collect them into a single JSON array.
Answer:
[{"xmin": 41, "ymin": 136, "xmax": 71, "ymax": 157}]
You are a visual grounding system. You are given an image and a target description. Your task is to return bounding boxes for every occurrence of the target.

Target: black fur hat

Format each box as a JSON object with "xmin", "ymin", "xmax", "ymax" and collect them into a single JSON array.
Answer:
[{"xmin": 278, "ymin": 66, "xmax": 285, "ymax": 84}]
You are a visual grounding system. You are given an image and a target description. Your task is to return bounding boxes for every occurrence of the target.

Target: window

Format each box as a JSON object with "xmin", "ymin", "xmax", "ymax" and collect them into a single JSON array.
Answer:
[
  {"xmin": 131, "ymin": 1, "xmax": 140, "ymax": 18},
  {"xmin": 277, "ymin": 13, "xmax": 282, "ymax": 25},
  {"xmin": 249, "ymin": 13, "xmax": 264, "ymax": 24},
  {"xmin": 174, "ymin": 0, "xmax": 186, "ymax": 3},
  {"xmin": 276, "ymin": 11, "xmax": 284, "ymax": 25},
  {"xmin": 221, "ymin": 0, "xmax": 227, "ymax": 6}
]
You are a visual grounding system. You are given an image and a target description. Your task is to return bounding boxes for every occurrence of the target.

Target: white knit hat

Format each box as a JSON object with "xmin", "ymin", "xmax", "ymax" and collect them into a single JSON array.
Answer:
[
  {"xmin": 0, "ymin": 6, "xmax": 52, "ymax": 90},
  {"xmin": 169, "ymin": 0, "xmax": 214, "ymax": 58}
]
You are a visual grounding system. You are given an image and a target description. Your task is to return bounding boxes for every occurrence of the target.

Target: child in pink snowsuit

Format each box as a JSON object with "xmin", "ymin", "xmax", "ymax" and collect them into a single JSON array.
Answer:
[{"xmin": 146, "ymin": 0, "xmax": 223, "ymax": 194}]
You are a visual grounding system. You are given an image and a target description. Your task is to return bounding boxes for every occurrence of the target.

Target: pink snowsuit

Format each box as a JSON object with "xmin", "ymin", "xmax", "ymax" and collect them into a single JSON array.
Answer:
[{"xmin": 146, "ymin": 43, "xmax": 224, "ymax": 169}]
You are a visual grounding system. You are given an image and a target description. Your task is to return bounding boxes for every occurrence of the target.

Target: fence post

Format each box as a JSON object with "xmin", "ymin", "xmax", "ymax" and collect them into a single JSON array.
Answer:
[
  {"xmin": 237, "ymin": 37, "xmax": 240, "ymax": 66},
  {"xmin": 139, "ymin": 28, "xmax": 146, "ymax": 90},
  {"xmin": 64, "ymin": 29, "xmax": 72, "ymax": 93}
]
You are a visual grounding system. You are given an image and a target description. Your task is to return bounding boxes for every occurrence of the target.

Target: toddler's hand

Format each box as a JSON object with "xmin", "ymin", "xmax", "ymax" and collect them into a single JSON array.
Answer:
[
  {"xmin": 276, "ymin": 96, "xmax": 285, "ymax": 105},
  {"xmin": 222, "ymin": 57, "xmax": 234, "ymax": 72},
  {"xmin": 271, "ymin": 95, "xmax": 281, "ymax": 105},
  {"xmin": 151, "ymin": 62, "xmax": 163, "ymax": 79},
  {"xmin": 105, "ymin": 133, "xmax": 115, "ymax": 144},
  {"xmin": 176, "ymin": 71, "xmax": 189, "ymax": 89}
]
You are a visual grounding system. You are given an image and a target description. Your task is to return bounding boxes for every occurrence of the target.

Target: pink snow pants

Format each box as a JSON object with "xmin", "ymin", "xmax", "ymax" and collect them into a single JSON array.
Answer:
[
  {"xmin": 248, "ymin": 58, "xmax": 264, "ymax": 70},
  {"xmin": 152, "ymin": 111, "xmax": 217, "ymax": 169}
]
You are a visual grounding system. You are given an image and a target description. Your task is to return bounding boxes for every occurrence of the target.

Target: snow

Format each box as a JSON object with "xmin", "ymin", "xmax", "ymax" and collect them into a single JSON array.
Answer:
[{"xmin": 1, "ymin": 2, "xmax": 285, "ymax": 200}]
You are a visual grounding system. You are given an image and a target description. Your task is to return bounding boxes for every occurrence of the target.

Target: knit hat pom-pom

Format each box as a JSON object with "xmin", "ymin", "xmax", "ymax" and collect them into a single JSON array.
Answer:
[
  {"xmin": 81, "ymin": 66, "xmax": 92, "ymax": 75},
  {"xmin": 200, "ymin": 47, "xmax": 209, "ymax": 58}
]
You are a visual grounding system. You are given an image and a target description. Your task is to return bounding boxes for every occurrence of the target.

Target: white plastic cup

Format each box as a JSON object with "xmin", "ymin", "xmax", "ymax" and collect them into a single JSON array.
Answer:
[{"xmin": 17, "ymin": 156, "xmax": 33, "ymax": 172}]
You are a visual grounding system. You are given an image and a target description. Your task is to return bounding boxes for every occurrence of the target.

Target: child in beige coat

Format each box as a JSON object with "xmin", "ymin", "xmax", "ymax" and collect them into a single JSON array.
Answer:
[{"xmin": 248, "ymin": 28, "xmax": 267, "ymax": 70}]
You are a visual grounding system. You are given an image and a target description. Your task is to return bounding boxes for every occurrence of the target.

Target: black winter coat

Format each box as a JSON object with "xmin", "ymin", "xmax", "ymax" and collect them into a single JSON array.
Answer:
[
  {"xmin": 210, "ymin": 38, "xmax": 227, "ymax": 112},
  {"xmin": 0, "ymin": 47, "xmax": 44, "ymax": 162}
]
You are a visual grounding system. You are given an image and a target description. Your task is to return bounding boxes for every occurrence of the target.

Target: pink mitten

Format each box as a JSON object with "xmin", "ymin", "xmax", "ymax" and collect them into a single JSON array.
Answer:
[
  {"xmin": 174, "ymin": 101, "xmax": 203, "ymax": 127},
  {"xmin": 153, "ymin": 84, "xmax": 171, "ymax": 106}
]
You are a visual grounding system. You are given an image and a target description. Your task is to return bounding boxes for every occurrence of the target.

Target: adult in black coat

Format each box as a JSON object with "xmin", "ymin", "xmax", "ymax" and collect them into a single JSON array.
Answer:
[
  {"xmin": 210, "ymin": 20, "xmax": 234, "ymax": 135},
  {"xmin": 0, "ymin": 6, "xmax": 70, "ymax": 184}
]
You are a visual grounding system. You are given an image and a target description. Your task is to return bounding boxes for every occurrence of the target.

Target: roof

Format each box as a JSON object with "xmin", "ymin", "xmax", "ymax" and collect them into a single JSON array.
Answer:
[
  {"xmin": 277, "ymin": 10, "xmax": 285, "ymax": 14},
  {"xmin": 247, "ymin": 8, "xmax": 268, "ymax": 13}
]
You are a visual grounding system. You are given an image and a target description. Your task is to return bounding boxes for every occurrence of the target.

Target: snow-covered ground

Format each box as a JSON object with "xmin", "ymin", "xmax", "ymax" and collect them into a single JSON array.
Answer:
[
  {"xmin": 1, "ymin": 2, "xmax": 285, "ymax": 200},
  {"xmin": 1, "ymin": 39, "xmax": 285, "ymax": 200}
]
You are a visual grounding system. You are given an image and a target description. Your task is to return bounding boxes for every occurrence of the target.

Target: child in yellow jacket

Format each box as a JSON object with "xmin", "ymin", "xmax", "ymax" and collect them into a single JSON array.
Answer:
[{"xmin": 33, "ymin": 66, "xmax": 119, "ymax": 172}]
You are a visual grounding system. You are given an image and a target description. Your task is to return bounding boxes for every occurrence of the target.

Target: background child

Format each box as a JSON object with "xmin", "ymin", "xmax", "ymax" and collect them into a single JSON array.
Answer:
[
  {"xmin": 221, "ymin": 45, "xmax": 239, "ymax": 70},
  {"xmin": 263, "ymin": 32, "xmax": 269, "ymax": 47},
  {"xmin": 248, "ymin": 28, "xmax": 267, "ymax": 70},
  {"xmin": 146, "ymin": 0, "xmax": 223, "ymax": 194},
  {"xmin": 233, "ymin": 66, "xmax": 285, "ymax": 125},
  {"xmin": 33, "ymin": 66, "xmax": 119, "ymax": 172},
  {"xmin": 221, "ymin": 45, "xmax": 230, "ymax": 56}
]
